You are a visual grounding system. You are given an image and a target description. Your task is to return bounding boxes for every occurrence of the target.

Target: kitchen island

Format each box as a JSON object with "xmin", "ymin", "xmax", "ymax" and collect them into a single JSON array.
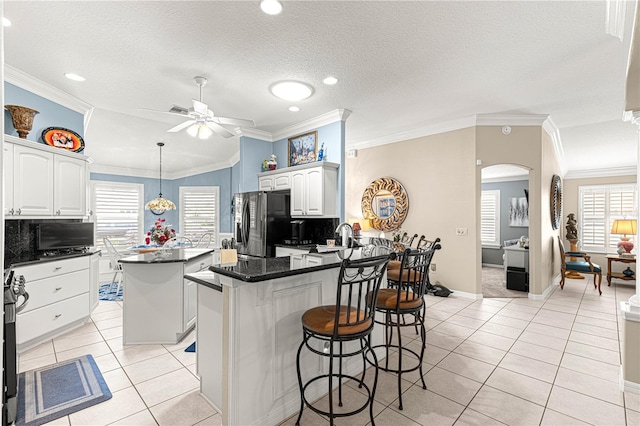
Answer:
[
  {"xmin": 120, "ymin": 248, "xmax": 215, "ymax": 345},
  {"xmin": 186, "ymin": 250, "xmax": 385, "ymax": 426}
]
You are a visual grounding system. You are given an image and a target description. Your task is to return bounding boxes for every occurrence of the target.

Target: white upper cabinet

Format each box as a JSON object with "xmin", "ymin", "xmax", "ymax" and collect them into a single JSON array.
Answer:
[
  {"xmin": 289, "ymin": 163, "xmax": 338, "ymax": 217},
  {"xmin": 258, "ymin": 171, "xmax": 291, "ymax": 191},
  {"xmin": 4, "ymin": 136, "xmax": 89, "ymax": 218}
]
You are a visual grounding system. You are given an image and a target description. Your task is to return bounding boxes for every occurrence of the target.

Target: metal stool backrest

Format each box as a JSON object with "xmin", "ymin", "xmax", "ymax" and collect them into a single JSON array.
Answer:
[
  {"xmin": 333, "ymin": 254, "xmax": 394, "ymax": 339},
  {"xmin": 394, "ymin": 245, "xmax": 440, "ymax": 310},
  {"xmin": 195, "ymin": 232, "xmax": 214, "ymax": 248},
  {"xmin": 165, "ymin": 236, "xmax": 194, "ymax": 248},
  {"xmin": 416, "ymin": 236, "xmax": 441, "ymax": 250},
  {"xmin": 103, "ymin": 237, "xmax": 124, "ymax": 271},
  {"xmin": 362, "ymin": 237, "xmax": 395, "ymax": 257}
]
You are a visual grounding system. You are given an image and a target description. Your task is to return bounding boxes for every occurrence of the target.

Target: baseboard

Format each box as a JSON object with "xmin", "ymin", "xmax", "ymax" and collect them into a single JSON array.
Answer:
[
  {"xmin": 620, "ymin": 365, "xmax": 640, "ymax": 393},
  {"xmin": 450, "ymin": 290, "xmax": 483, "ymax": 300},
  {"xmin": 528, "ymin": 275, "xmax": 560, "ymax": 300},
  {"xmin": 482, "ymin": 263, "xmax": 503, "ymax": 269}
]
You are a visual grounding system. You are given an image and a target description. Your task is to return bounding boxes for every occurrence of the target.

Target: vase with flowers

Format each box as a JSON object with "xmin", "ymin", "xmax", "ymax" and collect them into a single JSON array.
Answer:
[{"xmin": 145, "ymin": 218, "xmax": 176, "ymax": 246}]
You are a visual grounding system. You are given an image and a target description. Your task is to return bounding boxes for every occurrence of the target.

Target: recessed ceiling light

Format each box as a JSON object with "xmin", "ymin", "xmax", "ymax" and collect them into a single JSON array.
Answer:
[
  {"xmin": 270, "ymin": 81, "xmax": 313, "ymax": 101},
  {"xmin": 323, "ymin": 76, "xmax": 338, "ymax": 85},
  {"xmin": 289, "ymin": 106, "xmax": 300, "ymax": 112},
  {"xmin": 64, "ymin": 73, "xmax": 86, "ymax": 82},
  {"xmin": 260, "ymin": 0, "xmax": 282, "ymax": 15},
  {"xmin": 2, "ymin": 17, "xmax": 11, "ymax": 27}
]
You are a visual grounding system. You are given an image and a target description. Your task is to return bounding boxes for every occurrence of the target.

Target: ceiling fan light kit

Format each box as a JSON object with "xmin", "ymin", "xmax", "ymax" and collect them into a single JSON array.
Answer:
[
  {"xmin": 141, "ymin": 76, "xmax": 255, "ymax": 139},
  {"xmin": 260, "ymin": 0, "xmax": 282, "ymax": 15},
  {"xmin": 145, "ymin": 142, "xmax": 176, "ymax": 215}
]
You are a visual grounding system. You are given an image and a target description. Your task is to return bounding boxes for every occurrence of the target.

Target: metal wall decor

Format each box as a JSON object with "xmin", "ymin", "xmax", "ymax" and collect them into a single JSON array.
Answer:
[
  {"xmin": 361, "ymin": 177, "xmax": 409, "ymax": 231},
  {"xmin": 550, "ymin": 174, "xmax": 562, "ymax": 230}
]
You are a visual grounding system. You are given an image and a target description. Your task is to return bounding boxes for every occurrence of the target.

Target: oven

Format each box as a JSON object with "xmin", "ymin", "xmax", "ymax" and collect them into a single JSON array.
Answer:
[{"xmin": 3, "ymin": 269, "xmax": 28, "ymax": 426}]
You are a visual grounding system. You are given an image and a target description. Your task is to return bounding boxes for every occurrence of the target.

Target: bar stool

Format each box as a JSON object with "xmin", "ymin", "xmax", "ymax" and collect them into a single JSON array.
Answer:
[
  {"xmin": 370, "ymin": 244, "xmax": 440, "ymax": 410},
  {"xmin": 295, "ymin": 254, "xmax": 394, "ymax": 426}
]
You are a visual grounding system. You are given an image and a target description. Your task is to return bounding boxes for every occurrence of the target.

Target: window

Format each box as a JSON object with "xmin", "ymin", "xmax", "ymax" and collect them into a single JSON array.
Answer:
[
  {"xmin": 92, "ymin": 181, "xmax": 144, "ymax": 249},
  {"xmin": 179, "ymin": 186, "xmax": 219, "ymax": 245},
  {"xmin": 579, "ymin": 184, "xmax": 637, "ymax": 253},
  {"xmin": 481, "ymin": 190, "xmax": 500, "ymax": 247}
]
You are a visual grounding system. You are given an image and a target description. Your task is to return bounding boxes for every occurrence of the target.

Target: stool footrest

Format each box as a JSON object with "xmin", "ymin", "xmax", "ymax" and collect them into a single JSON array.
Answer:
[
  {"xmin": 368, "ymin": 344, "xmax": 423, "ymax": 374},
  {"xmin": 300, "ymin": 373, "xmax": 373, "ymax": 419}
]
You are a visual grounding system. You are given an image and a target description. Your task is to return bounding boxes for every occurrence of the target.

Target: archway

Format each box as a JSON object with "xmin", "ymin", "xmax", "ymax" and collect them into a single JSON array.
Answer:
[{"xmin": 480, "ymin": 164, "xmax": 531, "ymax": 298}]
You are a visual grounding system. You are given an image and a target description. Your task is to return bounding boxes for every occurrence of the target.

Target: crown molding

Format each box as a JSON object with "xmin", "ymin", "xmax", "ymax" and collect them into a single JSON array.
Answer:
[
  {"xmin": 89, "ymin": 163, "xmax": 158, "ymax": 179},
  {"xmin": 271, "ymin": 109, "xmax": 352, "ymax": 141},
  {"xmin": 349, "ymin": 115, "xmax": 477, "ymax": 150},
  {"xmin": 542, "ymin": 116, "xmax": 567, "ymax": 176},
  {"xmin": 564, "ymin": 166, "xmax": 636, "ymax": 180},
  {"xmin": 475, "ymin": 114, "xmax": 549, "ymax": 126},
  {"xmin": 4, "ymin": 65, "xmax": 94, "ymax": 116},
  {"xmin": 235, "ymin": 128, "xmax": 274, "ymax": 142}
]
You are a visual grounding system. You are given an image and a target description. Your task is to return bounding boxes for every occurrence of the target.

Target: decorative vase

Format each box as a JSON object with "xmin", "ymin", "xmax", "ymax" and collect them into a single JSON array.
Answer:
[
  {"xmin": 5, "ymin": 105, "xmax": 39, "ymax": 139},
  {"xmin": 623, "ymin": 267, "xmax": 635, "ymax": 277}
]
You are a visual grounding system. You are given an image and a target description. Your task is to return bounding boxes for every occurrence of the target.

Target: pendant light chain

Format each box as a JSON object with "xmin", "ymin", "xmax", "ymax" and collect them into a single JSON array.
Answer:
[{"xmin": 158, "ymin": 142, "xmax": 163, "ymax": 197}]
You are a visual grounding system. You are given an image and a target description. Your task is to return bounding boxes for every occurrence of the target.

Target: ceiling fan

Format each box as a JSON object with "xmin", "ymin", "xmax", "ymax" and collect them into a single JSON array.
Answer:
[{"xmin": 140, "ymin": 76, "xmax": 255, "ymax": 139}]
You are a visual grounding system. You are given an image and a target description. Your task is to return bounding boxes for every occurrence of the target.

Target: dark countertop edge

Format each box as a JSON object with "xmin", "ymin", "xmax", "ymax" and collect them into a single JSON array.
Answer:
[
  {"xmin": 119, "ymin": 249, "xmax": 215, "ymax": 264},
  {"xmin": 209, "ymin": 260, "xmax": 341, "ymax": 283},
  {"xmin": 184, "ymin": 273, "xmax": 223, "ymax": 292},
  {"xmin": 8, "ymin": 249, "xmax": 102, "ymax": 269}
]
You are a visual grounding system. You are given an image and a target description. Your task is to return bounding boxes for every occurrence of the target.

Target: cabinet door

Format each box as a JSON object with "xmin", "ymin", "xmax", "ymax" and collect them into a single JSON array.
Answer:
[
  {"xmin": 305, "ymin": 256, "xmax": 323, "ymax": 267},
  {"xmin": 273, "ymin": 172, "xmax": 291, "ymax": 190},
  {"xmin": 304, "ymin": 168, "xmax": 324, "ymax": 216},
  {"xmin": 258, "ymin": 176, "xmax": 273, "ymax": 191},
  {"xmin": 13, "ymin": 145, "xmax": 54, "ymax": 216},
  {"xmin": 4, "ymin": 142, "xmax": 14, "ymax": 215},
  {"xmin": 183, "ymin": 278, "xmax": 197, "ymax": 330},
  {"xmin": 90, "ymin": 253, "xmax": 100, "ymax": 311},
  {"xmin": 290, "ymin": 171, "xmax": 306, "ymax": 216},
  {"xmin": 54, "ymin": 155, "xmax": 86, "ymax": 216}
]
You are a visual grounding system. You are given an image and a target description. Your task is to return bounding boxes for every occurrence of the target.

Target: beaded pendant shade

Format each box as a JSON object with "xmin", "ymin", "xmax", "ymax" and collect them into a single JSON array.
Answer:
[{"xmin": 145, "ymin": 142, "xmax": 176, "ymax": 215}]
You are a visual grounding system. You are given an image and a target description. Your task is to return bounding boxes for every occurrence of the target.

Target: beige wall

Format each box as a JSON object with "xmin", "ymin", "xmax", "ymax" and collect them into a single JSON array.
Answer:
[
  {"xmin": 345, "ymin": 127, "xmax": 478, "ymax": 294},
  {"xmin": 623, "ymin": 317, "xmax": 640, "ymax": 384},
  {"xmin": 563, "ymin": 174, "xmax": 637, "ymax": 276}
]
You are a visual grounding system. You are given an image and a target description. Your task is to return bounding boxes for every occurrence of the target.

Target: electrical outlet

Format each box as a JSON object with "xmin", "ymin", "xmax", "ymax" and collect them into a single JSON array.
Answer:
[
  {"xmin": 456, "ymin": 227, "xmax": 468, "ymax": 236},
  {"xmin": 347, "ymin": 149, "xmax": 357, "ymax": 158},
  {"xmin": 431, "ymin": 263, "xmax": 436, "ymax": 272}
]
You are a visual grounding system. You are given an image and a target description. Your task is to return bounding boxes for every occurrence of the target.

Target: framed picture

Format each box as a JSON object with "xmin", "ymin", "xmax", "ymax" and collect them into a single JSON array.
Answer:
[
  {"xmin": 509, "ymin": 196, "xmax": 529, "ymax": 227},
  {"xmin": 288, "ymin": 131, "xmax": 317, "ymax": 166}
]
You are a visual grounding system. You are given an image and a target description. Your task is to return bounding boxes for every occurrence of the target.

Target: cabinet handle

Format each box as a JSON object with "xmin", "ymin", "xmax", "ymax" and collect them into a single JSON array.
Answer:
[
  {"xmin": 56, "ymin": 210, "xmax": 61, "ymax": 215},
  {"xmin": 54, "ymin": 287, "xmax": 62, "ymax": 291},
  {"xmin": 16, "ymin": 208, "xmax": 21, "ymax": 215},
  {"xmin": 54, "ymin": 267, "xmax": 62, "ymax": 271},
  {"xmin": 9, "ymin": 208, "xmax": 14, "ymax": 215},
  {"xmin": 54, "ymin": 314, "xmax": 62, "ymax": 319}
]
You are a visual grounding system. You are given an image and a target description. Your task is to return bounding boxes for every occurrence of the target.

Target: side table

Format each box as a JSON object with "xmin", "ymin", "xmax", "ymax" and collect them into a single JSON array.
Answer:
[{"xmin": 606, "ymin": 255, "xmax": 636, "ymax": 286}]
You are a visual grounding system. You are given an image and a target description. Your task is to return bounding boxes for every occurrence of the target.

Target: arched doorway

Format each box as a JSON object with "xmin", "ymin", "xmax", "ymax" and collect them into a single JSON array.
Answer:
[{"xmin": 481, "ymin": 164, "xmax": 531, "ymax": 298}]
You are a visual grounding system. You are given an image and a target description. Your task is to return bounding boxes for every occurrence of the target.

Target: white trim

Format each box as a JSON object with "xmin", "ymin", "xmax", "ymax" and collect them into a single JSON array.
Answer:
[
  {"xmin": 272, "ymin": 109, "xmax": 351, "ymax": 141},
  {"xmin": 235, "ymin": 128, "xmax": 273, "ymax": 141},
  {"xmin": 4, "ymin": 65, "xmax": 94, "ymax": 124},
  {"xmin": 542, "ymin": 117, "xmax": 567, "ymax": 176},
  {"xmin": 620, "ymin": 300, "xmax": 640, "ymax": 321},
  {"xmin": 476, "ymin": 114, "xmax": 549, "ymax": 126},
  {"xmin": 565, "ymin": 166, "xmax": 637, "ymax": 179},
  {"xmin": 349, "ymin": 115, "xmax": 476, "ymax": 150},
  {"xmin": 179, "ymin": 186, "xmax": 220, "ymax": 246},
  {"xmin": 482, "ymin": 263, "xmax": 503, "ymax": 268},
  {"xmin": 482, "ymin": 174, "xmax": 529, "ymax": 183},
  {"xmin": 606, "ymin": 0, "xmax": 626, "ymax": 41},
  {"xmin": 449, "ymin": 290, "xmax": 482, "ymax": 300},
  {"xmin": 528, "ymin": 278, "xmax": 558, "ymax": 301},
  {"xmin": 620, "ymin": 365, "xmax": 640, "ymax": 393}
]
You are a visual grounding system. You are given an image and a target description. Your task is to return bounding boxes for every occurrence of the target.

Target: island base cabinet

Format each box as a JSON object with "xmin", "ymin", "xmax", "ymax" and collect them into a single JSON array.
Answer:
[
  {"xmin": 123, "ymin": 263, "xmax": 189, "ymax": 345},
  {"xmin": 196, "ymin": 284, "xmax": 224, "ymax": 412}
]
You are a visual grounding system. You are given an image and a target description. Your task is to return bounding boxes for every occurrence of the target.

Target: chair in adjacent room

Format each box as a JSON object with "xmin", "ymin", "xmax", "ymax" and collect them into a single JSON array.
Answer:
[
  {"xmin": 164, "ymin": 236, "xmax": 194, "ymax": 248},
  {"xmin": 557, "ymin": 236, "xmax": 602, "ymax": 295},
  {"xmin": 370, "ymin": 244, "xmax": 440, "ymax": 410},
  {"xmin": 295, "ymin": 253, "xmax": 393, "ymax": 426},
  {"xmin": 195, "ymin": 232, "xmax": 214, "ymax": 248},
  {"xmin": 103, "ymin": 237, "xmax": 125, "ymax": 295}
]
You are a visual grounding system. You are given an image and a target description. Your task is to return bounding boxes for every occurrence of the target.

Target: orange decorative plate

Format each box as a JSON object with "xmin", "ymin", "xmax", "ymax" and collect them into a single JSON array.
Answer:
[{"xmin": 41, "ymin": 127, "xmax": 85, "ymax": 152}]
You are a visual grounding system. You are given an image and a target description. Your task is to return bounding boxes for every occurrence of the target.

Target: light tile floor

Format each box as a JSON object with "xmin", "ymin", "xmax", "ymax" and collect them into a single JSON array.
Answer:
[{"xmin": 18, "ymin": 278, "xmax": 640, "ymax": 426}]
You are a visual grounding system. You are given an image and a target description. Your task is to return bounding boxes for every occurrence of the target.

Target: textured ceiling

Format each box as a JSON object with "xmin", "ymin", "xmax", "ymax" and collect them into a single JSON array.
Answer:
[{"xmin": 3, "ymin": 1, "xmax": 638, "ymax": 176}]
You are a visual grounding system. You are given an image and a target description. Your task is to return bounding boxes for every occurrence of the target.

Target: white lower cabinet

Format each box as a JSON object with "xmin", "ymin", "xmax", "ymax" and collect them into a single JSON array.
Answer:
[
  {"xmin": 90, "ymin": 252, "xmax": 100, "ymax": 311},
  {"xmin": 14, "ymin": 256, "xmax": 94, "ymax": 352}
]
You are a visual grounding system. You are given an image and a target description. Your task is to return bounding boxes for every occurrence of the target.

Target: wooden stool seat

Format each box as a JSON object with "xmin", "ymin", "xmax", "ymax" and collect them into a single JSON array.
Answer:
[
  {"xmin": 302, "ymin": 305, "xmax": 372, "ymax": 336},
  {"xmin": 373, "ymin": 288, "xmax": 422, "ymax": 310}
]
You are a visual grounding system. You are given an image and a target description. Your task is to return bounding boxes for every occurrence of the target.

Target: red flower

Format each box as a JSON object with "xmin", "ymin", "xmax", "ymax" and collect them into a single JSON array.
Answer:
[
  {"xmin": 145, "ymin": 237, "xmax": 150, "ymax": 244},
  {"xmin": 171, "ymin": 229, "xmax": 175, "ymax": 233},
  {"xmin": 147, "ymin": 231, "xmax": 151, "ymax": 236},
  {"xmin": 160, "ymin": 218, "xmax": 166, "ymax": 222}
]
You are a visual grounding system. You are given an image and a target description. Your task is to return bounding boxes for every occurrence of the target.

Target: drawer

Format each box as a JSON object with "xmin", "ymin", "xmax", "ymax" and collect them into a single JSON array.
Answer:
[
  {"xmin": 185, "ymin": 254, "xmax": 214, "ymax": 274},
  {"xmin": 16, "ymin": 293, "xmax": 90, "ymax": 345},
  {"xmin": 22, "ymin": 269, "xmax": 90, "ymax": 313},
  {"xmin": 13, "ymin": 257, "xmax": 89, "ymax": 282}
]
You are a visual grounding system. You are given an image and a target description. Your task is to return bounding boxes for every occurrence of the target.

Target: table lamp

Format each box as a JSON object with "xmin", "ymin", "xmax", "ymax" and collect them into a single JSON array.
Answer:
[{"xmin": 611, "ymin": 219, "xmax": 637, "ymax": 254}]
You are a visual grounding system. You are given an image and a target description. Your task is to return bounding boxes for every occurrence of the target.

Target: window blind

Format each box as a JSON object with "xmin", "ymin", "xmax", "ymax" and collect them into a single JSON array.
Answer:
[
  {"xmin": 579, "ymin": 184, "xmax": 637, "ymax": 252},
  {"xmin": 179, "ymin": 186, "xmax": 219, "ymax": 244},
  {"xmin": 92, "ymin": 181, "xmax": 143, "ymax": 249},
  {"xmin": 481, "ymin": 190, "xmax": 500, "ymax": 246}
]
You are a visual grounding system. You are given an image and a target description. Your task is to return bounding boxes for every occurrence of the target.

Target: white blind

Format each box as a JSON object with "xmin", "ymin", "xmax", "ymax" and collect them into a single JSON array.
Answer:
[
  {"xmin": 92, "ymin": 181, "xmax": 143, "ymax": 249},
  {"xmin": 481, "ymin": 190, "xmax": 500, "ymax": 246},
  {"xmin": 179, "ymin": 186, "xmax": 219, "ymax": 244},
  {"xmin": 579, "ymin": 184, "xmax": 637, "ymax": 252}
]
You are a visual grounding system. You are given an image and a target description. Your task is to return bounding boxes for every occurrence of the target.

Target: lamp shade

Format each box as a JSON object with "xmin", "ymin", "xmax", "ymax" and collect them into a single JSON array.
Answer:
[
  {"xmin": 611, "ymin": 219, "xmax": 637, "ymax": 236},
  {"xmin": 349, "ymin": 217, "xmax": 371, "ymax": 231}
]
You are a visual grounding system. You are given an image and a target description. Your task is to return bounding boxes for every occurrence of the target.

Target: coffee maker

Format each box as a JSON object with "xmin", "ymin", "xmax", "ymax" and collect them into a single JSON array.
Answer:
[{"xmin": 290, "ymin": 220, "xmax": 308, "ymax": 244}]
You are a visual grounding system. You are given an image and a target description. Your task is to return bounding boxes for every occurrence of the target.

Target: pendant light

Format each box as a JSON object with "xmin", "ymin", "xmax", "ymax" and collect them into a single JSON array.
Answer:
[{"xmin": 145, "ymin": 142, "xmax": 176, "ymax": 215}]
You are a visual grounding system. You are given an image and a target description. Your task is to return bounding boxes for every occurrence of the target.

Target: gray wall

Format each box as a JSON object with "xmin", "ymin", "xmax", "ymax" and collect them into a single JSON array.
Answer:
[{"xmin": 482, "ymin": 179, "xmax": 529, "ymax": 265}]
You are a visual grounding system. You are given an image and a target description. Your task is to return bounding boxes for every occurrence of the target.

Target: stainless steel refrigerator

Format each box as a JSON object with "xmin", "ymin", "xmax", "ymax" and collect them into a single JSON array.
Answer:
[{"xmin": 234, "ymin": 190, "xmax": 291, "ymax": 257}]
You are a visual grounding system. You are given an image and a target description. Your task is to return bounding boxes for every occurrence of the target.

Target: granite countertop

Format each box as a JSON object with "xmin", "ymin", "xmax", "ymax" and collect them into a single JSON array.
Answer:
[
  {"xmin": 120, "ymin": 248, "xmax": 215, "ymax": 264},
  {"xmin": 209, "ymin": 252, "xmax": 347, "ymax": 283},
  {"xmin": 7, "ymin": 249, "xmax": 102, "ymax": 269}
]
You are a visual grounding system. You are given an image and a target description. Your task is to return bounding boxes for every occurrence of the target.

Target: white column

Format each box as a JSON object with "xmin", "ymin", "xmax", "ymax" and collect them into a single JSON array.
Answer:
[{"xmin": 632, "ymin": 111, "xmax": 640, "ymax": 310}]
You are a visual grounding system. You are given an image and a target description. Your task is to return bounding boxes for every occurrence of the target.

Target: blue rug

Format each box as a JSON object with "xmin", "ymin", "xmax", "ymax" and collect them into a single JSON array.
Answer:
[
  {"xmin": 17, "ymin": 354, "xmax": 112, "ymax": 426},
  {"xmin": 185, "ymin": 342, "xmax": 196, "ymax": 352},
  {"xmin": 99, "ymin": 283, "xmax": 122, "ymax": 301}
]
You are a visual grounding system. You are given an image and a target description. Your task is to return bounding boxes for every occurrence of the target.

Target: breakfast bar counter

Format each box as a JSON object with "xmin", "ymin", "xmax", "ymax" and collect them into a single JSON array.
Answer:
[
  {"xmin": 120, "ymin": 248, "xmax": 215, "ymax": 345},
  {"xmin": 187, "ymin": 250, "xmax": 385, "ymax": 426}
]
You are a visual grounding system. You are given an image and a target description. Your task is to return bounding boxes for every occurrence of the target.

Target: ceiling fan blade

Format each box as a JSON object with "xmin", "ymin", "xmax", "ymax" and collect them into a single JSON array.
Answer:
[
  {"xmin": 205, "ymin": 121, "xmax": 235, "ymax": 138},
  {"xmin": 192, "ymin": 99, "xmax": 209, "ymax": 116},
  {"xmin": 167, "ymin": 120, "xmax": 197, "ymax": 133},
  {"xmin": 211, "ymin": 116, "xmax": 256, "ymax": 128},
  {"xmin": 138, "ymin": 107, "xmax": 189, "ymax": 118}
]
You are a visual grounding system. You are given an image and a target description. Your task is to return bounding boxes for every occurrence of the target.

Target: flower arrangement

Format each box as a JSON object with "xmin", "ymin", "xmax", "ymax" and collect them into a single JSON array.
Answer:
[{"xmin": 146, "ymin": 218, "xmax": 176, "ymax": 246}]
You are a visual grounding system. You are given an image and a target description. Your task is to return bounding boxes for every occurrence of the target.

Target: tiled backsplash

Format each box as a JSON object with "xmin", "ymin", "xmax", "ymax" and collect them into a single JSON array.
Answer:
[{"xmin": 4, "ymin": 219, "xmax": 82, "ymax": 266}]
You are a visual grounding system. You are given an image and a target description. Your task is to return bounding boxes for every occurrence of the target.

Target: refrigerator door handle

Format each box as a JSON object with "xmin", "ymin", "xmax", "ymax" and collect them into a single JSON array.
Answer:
[{"xmin": 242, "ymin": 199, "xmax": 250, "ymax": 243}]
